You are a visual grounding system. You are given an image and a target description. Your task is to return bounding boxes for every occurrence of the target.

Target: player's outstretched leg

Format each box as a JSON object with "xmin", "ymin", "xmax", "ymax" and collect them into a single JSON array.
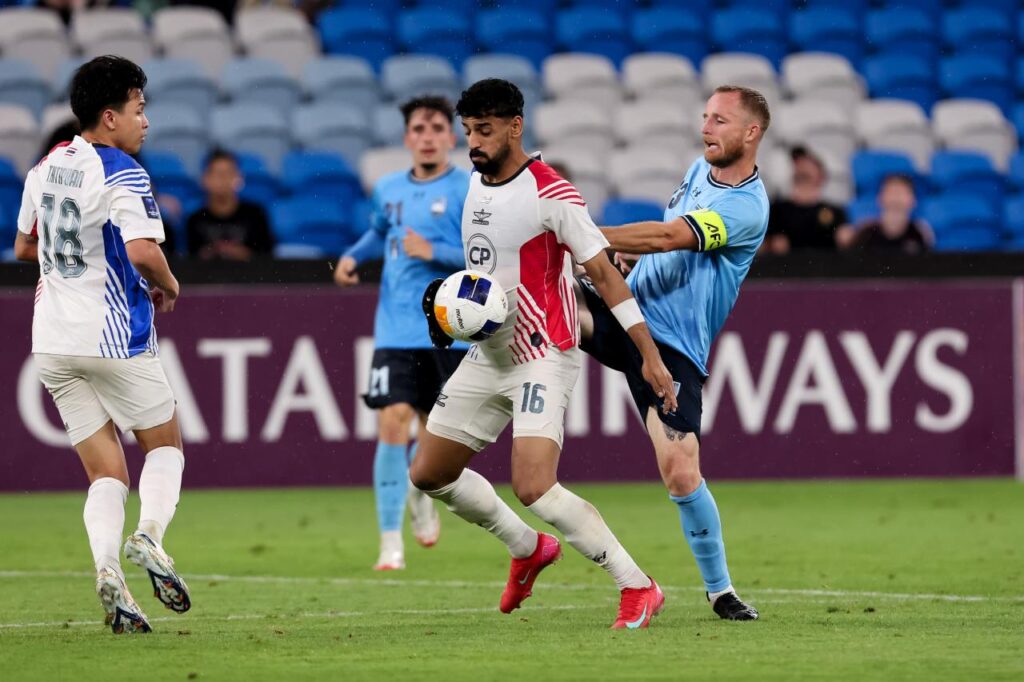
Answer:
[
  {"xmin": 513, "ymin": 437, "xmax": 664, "ymax": 629},
  {"xmin": 406, "ymin": 441, "xmax": 441, "ymax": 548},
  {"xmin": 96, "ymin": 567, "xmax": 152, "ymax": 634},
  {"xmin": 647, "ymin": 410, "xmax": 758, "ymax": 621}
]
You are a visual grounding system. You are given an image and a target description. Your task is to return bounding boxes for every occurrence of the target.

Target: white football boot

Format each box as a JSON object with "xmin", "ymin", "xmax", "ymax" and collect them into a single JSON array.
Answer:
[
  {"xmin": 124, "ymin": 531, "xmax": 191, "ymax": 613},
  {"xmin": 373, "ymin": 530, "xmax": 405, "ymax": 571},
  {"xmin": 408, "ymin": 486, "xmax": 441, "ymax": 548},
  {"xmin": 96, "ymin": 568, "xmax": 151, "ymax": 634}
]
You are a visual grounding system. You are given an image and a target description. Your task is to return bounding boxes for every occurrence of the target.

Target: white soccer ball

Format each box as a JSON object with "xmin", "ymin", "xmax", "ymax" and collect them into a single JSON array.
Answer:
[{"xmin": 434, "ymin": 269, "xmax": 508, "ymax": 342}]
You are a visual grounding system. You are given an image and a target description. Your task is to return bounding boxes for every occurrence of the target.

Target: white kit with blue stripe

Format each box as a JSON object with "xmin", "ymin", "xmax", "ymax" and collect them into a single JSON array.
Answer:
[{"xmin": 17, "ymin": 136, "xmax": 166, "ymax": 358}]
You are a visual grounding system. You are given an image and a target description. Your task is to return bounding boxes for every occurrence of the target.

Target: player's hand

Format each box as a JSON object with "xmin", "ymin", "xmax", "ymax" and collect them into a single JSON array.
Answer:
[
  {"xmin": 150, "ymin": 286, "xmax": 176, "ymax": 313},
  {"xmin": 641, "ymin": 354, "xmax": 678, "ymax": 414},
  {"xmin": 402, "ymin": 228, "xmax": 434, "ymax": 261},
  {"xmin": 614, "ymin": 252, "xmax": 640, "ymax": 274},
  {"xmin": 334, "ymin": 255, "xmax": 359, "ymax": 286}
]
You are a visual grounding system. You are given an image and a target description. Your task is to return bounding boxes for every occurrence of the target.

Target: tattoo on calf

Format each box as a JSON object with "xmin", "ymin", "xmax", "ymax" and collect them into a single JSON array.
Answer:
[{"xmin": 662, "ymin": 423, "xmax": 689, "ymax": 442}]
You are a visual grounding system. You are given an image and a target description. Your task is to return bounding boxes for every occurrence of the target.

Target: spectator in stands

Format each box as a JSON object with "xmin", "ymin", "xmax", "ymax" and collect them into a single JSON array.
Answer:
[
  {"xmin": 765, "ymin": 146, "xmax": 849, "ymax": 253},
  {"xmin": 185, "ymin": 149, "xmax": 274, "ymax": 260},
  {"xmin": 850, "ymin": 174, "xmax": 933, "ymax": 254}
]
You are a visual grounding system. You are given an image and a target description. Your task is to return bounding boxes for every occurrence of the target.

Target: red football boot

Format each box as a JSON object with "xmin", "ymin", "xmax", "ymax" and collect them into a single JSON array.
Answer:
[
  {"xmin": 499, "ymin": 532, "xmax": 562, "ymax": 614},
  {"xmin": 611, "ymin": 577, "xmax": 665, "ymax": 629}
]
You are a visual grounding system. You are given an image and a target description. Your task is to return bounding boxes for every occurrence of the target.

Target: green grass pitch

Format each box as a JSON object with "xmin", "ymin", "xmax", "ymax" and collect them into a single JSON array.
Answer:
[{"xmin": 0, "ymin": 479, "xmax": 1021, "ymax": 681}]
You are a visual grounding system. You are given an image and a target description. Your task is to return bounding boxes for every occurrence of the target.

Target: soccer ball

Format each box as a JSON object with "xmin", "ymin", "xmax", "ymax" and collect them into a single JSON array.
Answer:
[{"xmin": 434, "ymin": 270, "xmax": 508, "ymax": 342}]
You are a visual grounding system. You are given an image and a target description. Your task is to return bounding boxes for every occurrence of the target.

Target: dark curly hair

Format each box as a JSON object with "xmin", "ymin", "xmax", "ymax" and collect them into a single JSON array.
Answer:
[
  {"xmin": 70, "ymin": 56, "xmax": 147, "ymax": 130},
  {"xmin": 400, "ymin": 95, "xmax": 454, "ymax": 126},
  {"xmin": 455, "ymin": 79, "xmax": 524, "ymax": 120}
]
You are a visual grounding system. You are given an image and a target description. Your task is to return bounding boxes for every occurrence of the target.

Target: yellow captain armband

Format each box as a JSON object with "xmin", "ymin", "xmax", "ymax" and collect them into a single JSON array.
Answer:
[{"xmin": 682, "ymin": 209, "xmax": 728, "ymax": 251}]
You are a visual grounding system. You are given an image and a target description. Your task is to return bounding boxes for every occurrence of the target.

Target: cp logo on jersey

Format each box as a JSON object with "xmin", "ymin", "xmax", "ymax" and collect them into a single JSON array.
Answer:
[{"xmin": 466, "ymin": 233, "xmax": 497, "ymax": 274}]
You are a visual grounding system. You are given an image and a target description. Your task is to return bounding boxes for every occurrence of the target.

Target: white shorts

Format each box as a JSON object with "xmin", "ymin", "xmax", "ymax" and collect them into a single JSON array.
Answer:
[
  {"xmin": 35, "ymin": 352, "xmax": 176, "ymax": 446},
  {"xmin": 426, "ymin": 346, "xmax": 581, "ymax": 451}
]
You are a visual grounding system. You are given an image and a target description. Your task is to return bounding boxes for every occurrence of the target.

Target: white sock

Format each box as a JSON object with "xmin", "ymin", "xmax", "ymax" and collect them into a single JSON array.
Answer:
[
  {"xmin": 427, "ymin": 469, "xmax": 538, "ymax": 558},
  {"xmin": 83, "ymin": 477, "xmax": 128, "ymax": 577},
  {"xmin": 708, "ymin": 585, "xmax": 735, "ymax": 604},
  {"xmin": 380, "ymin": 529, "xmax": 403, "ymax": 555},
  {"xmin": 527, "ymin": 483, "xmax": 650, "ymax": 591},
  {"xmin": 137, "ymin": 446, "xmax": 184, "ymax": 545}
]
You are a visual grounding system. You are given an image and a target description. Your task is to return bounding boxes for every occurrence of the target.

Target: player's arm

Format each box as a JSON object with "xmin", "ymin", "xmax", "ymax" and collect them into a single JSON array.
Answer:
[
  {"xmin": 599, "ymin": 216, "xmax": 701, "ymax": 254},
  {"xmin": 14, "ymin": 177, "xmax": 39, "ymax": 262},
  {"xmin": 13, "ymin": 230, "xmax": 38, "ymax": 262},
  {"xmin": 111, "ymin": 181, "xmax": 179, "ymax": 311},
  {"xmin": 336, "ymin": 190, "xmax": 388, "ymax": 286},
  {"xmin": 603, "ymin": 198, "xmax": 761, "ymax": 255}
]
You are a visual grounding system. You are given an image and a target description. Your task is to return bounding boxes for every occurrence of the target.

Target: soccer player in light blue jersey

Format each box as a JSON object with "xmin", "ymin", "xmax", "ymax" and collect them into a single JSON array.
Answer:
[
  {"xmin": 334, "ymin": 96, "xmax": 470, "ymax": 570},
  {"xmin": 579, "ymin": 85, "xmax": 770, "ymax": 620}
]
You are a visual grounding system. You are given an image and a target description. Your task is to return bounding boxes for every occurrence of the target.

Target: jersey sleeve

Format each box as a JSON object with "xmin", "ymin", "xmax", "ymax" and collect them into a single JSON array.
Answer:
[
  {"xmin": 682, "ymin": 192, "xmax": 766, "ymax": 252},
  {"xmin": 108, "ymin": 171, "xmax": 166, "ymax": 243},
  {"xmin": 16, "ymin": 173, "xmax": 38, "ymax": 236},
  {"xmin": 540, "ymin": 191, "xmax": 610, "ymax": 264}
]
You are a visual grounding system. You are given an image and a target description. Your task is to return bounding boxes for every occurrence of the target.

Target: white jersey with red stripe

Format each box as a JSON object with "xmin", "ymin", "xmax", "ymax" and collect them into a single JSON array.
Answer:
[
  {"xmin": 462, "ymin": 157, "xmax": 609, "ymax": 365},
  {"xmin": 17, "ymin": 136, "xmax": 166, "ymax": 358}
]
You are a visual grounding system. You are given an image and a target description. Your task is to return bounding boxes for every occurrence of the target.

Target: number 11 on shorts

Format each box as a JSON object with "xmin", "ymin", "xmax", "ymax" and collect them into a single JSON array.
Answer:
[{"xmin": 520, "ymin": 383, "xmax": 546, "ymax": 414}]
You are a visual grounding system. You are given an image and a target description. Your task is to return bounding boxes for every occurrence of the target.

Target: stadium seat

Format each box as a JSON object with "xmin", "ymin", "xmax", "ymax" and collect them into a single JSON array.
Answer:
[
  {"xmin": 0, "ymin": 59, "xmax": 49, "ymax": 118},
  {"xmin": 930, "ymin": 150, "xmax": 1005, "ymax": 205},
  {"xmin": 1002, "ymin": 194, "xmax": 1024, "ymax": 240},
  {"xmin": 803, "ymin": 0, "xmax": 866, "ymax": 11},
  {"xmin": 52, "ymin": 57, "xmax": 86, "ymax": 101},
  {"xmin": 781, "ymin": 52, "xmax": 865, "ymax": 110},
  {"xmin": 316, "ymin": 8, "xmax": 393, "ymax": 70},
  {"xmin": 855, "ymin": 99, "xmax": 934, "ymax": 171},
  {"xmin": 726, "ymin": 0, "xmax": 793, "ymax": 15},
  {"xmin": 280, "ymin": 151, "xmax": 361, "ymax": 209},
  {"xmin": 271, "ymin": 196, "xmax": 352, "ymax": 256},
  {"xmin": 543, "ymin": 54, "xmax": 621, "ymax": 108},
  {"xmin": 1013, "ymin": 103, "xmax": 1024, "ymax": 144},
  {"xmin": 476, "ymin": 9, "xmax": 552, "ymax": 70},
  {"xmin": 463, "ymin": 55, "xmax": 542, "ymax": 111},
  {"xmin": 850, "ymin": 151, "xmax": 917, "ymax": 197},
  {"xmin": 143, "ymin": 103, "xmax": 210, "ymax": 177},
  {"xmin": 701, "ymin": 53, "xmax": 780, "ymax": 106},
  {"xmin": 398, "ymin": 8, "xmax": 474, "ymax": 67},
  {"xmin": 72, "ymin": 8, "xmax": 152, "ymax": 65},
  {"xmin": 622, "ymin": 53, "xmax": 701, "ymax": 106},
  {"xmin": 380, "ymin": 55, "xmax": 460, "ymax": 103},
  {"xmin": 608, "ymin": 147, "xmax": 681, "ymax": 204},
  {"xmin": 0, "ymin": 7, "xmax": 70, "ymax": 80},
  {"xmin": 153, "ymin": 7, "xmax": 235, "ymax": 80},
  {"xmin": 39, "ymin": 103, "xmax": 74, "ymax": 144},
  {"xmin": 817, "ymin": 148, "xmax": 855, "ymax": 205},
  {"xmin": 211, "ymin": 103, "xmax": 292, "ymax": 173},
  {"xmin": 932, "ymin": 99, "xmax": 1018, "ymax": 171},
  {"xmin": 372, "ymin": 104, "xmax": 406, "ymax": 146},
  {"xmin": 776, "ymin": 99, "xmax": 856, "ymax": 164},
  {"xmin": 865, "ymin": 8, "xmax": 937, "ymax": 62},
  {"xmin": 614, "ymin": 100, "xmax": 698, "ymax": 161},
  {"xmin": 863, "ymin": 54, "xmax": 937, "ymax": 112},
  {"xmin": 534, "ymin": 143, "xmax": 609, "ymax": 215},
  {"xmin": 555, "ymin": 8, "xmax": 631, "ymax": 66},
  {"xmin": 845, "ymin": 195, "xmax": 878, "ymax": 225},
  {"xmin": 939, "ymin": 56, "xmax": 1013, "ymax": 116},
  {"xmin": 0, "ymin": 104, "xmax": 39, "ymax": 174},
  {"xmin": 144, "ymin": 58, "xmax": 219, "ymax": 119},
  {"xmin": 942, "ymin": 8, "xmax": 1014, "ymax": 62},
  {"xmin": 534, "ymin": 100, "xmax": 614, "ymax": 157},
  {"xmin": 1008, "ymin": 152, "xmax": 1024, "ymax": 192},
  {"xmin": 292, "ymin": 102, "xmax": 372, "ymax": 167},
  {"xmin": 222, "ymin": 58, "xmax": 303, "ymax": 115},
  {"xmin": 602, "ymin": 198, "xmax": 663, "ymax": 226},
  {"xmin": 0, "ymin": 157, "xmax": 22, "ymax": 226},
  {"xmin": 140, "ymin": 150, "xmax": 203, "ymax": 213},
  {"xmin": 234, "ymin": 152, "xmax": 282, "ymax": 206},
  {"xmin": 358, "ymin": 146, "xmax": 412, "ymax": 193},
  {"xmin": 759, "ymin": 146, "xmax": 793, "ymax": 199},
  {"xmin": 303, "ymin": 57, "xmax": 379, "ymax": 110},
  {"xmin": 922, "ymin": 194, "xmax": 1000, "ymax": 252},
  {"xmin": 631, "ymin": 8, "xmax": 708, "ymax": 67},
  {"xmin": 712, "ymin": 9, "xmax": 787, "ymax": 67},
  {"xmin": 789, "ymin": 8, "xmax": 863, "ymax": 67},
  {"xmin": 235, "ymin": 7, "xmax": 320, "ymax": 79}
]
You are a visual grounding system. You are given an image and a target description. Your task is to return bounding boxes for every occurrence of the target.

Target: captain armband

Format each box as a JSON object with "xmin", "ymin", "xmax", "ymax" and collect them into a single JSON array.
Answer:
[{"xmin": 682, "ymin": 209, "xmax": 728, "ymax": 252}]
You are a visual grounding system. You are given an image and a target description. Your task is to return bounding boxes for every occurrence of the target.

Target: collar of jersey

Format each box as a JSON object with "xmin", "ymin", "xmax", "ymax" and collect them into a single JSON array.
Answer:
[
  {"xmin": 480, "ymin": 158, "xmax": 535, "ymax": 187},
  {"xmin": 706, "ymin": 165, "xmax": 759, "ymax": 189},
  {"xmin": 406, "ymin": 164, "xmax": 457, "ymax": 185}
]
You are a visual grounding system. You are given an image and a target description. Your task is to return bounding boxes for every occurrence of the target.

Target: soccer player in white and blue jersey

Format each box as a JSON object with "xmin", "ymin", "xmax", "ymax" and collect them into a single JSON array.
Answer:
[
  {"xmin": 334, "ymin": 96, "xmax": 470, "ymax": 570},
  {"xmin": 579, "ymin": 86, "xmax": 770, "ymax": 620}
]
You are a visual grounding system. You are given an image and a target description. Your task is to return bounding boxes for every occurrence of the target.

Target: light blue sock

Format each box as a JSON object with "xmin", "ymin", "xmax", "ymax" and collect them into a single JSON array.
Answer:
[
  {"xmin": 670, "ymin": 479, "xmax": 732, "ymax": 593},
  {"xmin": 373, "ymin": 442, "xmax": 409, "ymax": 533}
]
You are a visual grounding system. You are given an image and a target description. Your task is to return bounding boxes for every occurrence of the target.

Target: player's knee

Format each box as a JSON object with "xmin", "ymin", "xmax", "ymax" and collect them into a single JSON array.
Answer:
[
  {"xmin": 512, "ymin": 479, "xmax": 553, "ymax": 507},
  {"xmin": 379, "ymin": 403, "xmax": 415, "ymax": 442},
  {"xmin": 409, "ymin": 459, "xmax": 447, "ymax": 493},
  {"xmin": 664, "ymin": 465, "xmax": 702, "ymax": 497}
]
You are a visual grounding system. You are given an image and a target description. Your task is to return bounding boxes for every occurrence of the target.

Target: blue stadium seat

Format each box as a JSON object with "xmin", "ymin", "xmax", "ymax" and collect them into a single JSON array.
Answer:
[
  {"xmin": 790, "ymin": 8, "xmax": 863, "ymax": 67},
  {"xmin": 1008, "ymin": 152, "xmax": 1024, "ymax": 192},
  {"xmin": 0, "ymin": 59, "xmax": 49, "ymax": 118},
  {"xmin": 372, "ymin": 104, "xmax": 405, "ymax": 146},
  {"xmin": 567, "ymin": 0, "xmax": 640, "ymax": 10},
  {"xmin": 803, "ymin": 0, "xmax": 866, "ymax": 11},
  {"xmin": 930, "ymin": 151, "xmax": 1005, "ymax": 205},
  {"xmin": 140, "ymin": 151, "xmax": 203, "ymax": 217},
  {"xmin": 863, "ymin": 54, "xmax": 937, "ymax": 112},
  {"xmin": 1013, "ymin": 103, "xmax": 1024, "ymax": 142},
  {"xmin": 602, "ymin": 199, "xmax": 663, "ymax": 225},
  {"xmin": 846, "ymin": 196, "xmax": 879, "ymax": 225},
  {"xmin": 476, "ymin": 9, "xmax": 552, "ymax": 69},
  {"xmin": 144, "ymin": 102, "xmax": 210, "ymax": 177},
  {"xmin": 316, "ymin": 8, "xmax": 394, "ymax": 70},
  {"xmin": 414, "ymin": 0, "xmax": 478, "ymax": 14},
  {"xmin": 280, "ymin": 151, "xmax": 361, "ymax": 210},
  {"xmin": 222, "ymin": 59, "xmax": 302, "ymax": 115},
  {"xmin": 292, "ymin": 102, "xmax": 372, "ymax": 167},
  {"xmin": 398, "ymin": 8, "xmax": 475, "ymax": 67},
  {"xmin": 712, "ymin": 9, "xmax": 786, "ymax": 67},
  {"xmin": 940, "ymin": 56, "xmax": 1012, "ymax": 116},
  {"xmin": 0, "ymin": 157, "xmax": 22, "ymax": 230},
  {"xmin": 865, "ymin": 8, "xmax": 937, "ymax": 61},
  {"xmin": 632, "ymin": 8, "xmax": 707, "ymax": 66},
  {"xmin": 942, "ymin": 9, "xmax": 1014, "ymax": 62},
  {"xmin": 234, "ymin": 152, "xmax": 282, "ymax": 206},
  {"xmin": 851, "ymin": 151, "xmax": 917, "ymax": 197},
  {"xmin": 555, "ymin": 8, "xmax": 632, "ymax": 65},
  {"xmin": 922, "ymin": 193, "xmax": 1001, "ymax": 252},
  {"xmin": 303, "ymin": 57, "xmax": 379, "ymax": 110},
  {"xmin": 1002, "ymin": 194, "xmax": 1024, "ymax": 240},
  {"xmin": 964, "ymin": 0, "xmax": 1017, "ymax": 15},
  {"xmin": 52, "ymin": 58, "xmax": 87, "ymax": 101},
  {"xmin": 330, "ymin": 0, "xmax": 401, "ymax": 12},
  {"xmin": 271, "ymin": 196, "xmax": 352, "ymax": 256},
  {"xmin": 726, "ymin": 0, "xmax": 793, "ymax": 15},
  {"xmin": 144, "ymin": 58, "xmax": 218, "ymax": 118},
  {"xmin": 463, "ymin": 54, "xmax": 542, "ymax": 109},
  {"xmin": 211, "ymin": 103, "xmax": 292, "ymax": 173},
  {"xmin": 381, "ymin": 55, "xmax": 460, "ymax": 103}
]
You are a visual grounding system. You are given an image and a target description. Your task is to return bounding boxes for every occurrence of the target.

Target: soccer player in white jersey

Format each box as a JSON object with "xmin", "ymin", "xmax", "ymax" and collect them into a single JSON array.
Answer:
[
  {"xmin": 13, "ymin": 56, "xmax": 189, "ymax": 634},
  {"xmin": 579, "ymin": 86, "xmax": 771, "ymax": 621},
  {"xmin": 410, "ymin": 79, "xmax": 678, "ymax": 629}
]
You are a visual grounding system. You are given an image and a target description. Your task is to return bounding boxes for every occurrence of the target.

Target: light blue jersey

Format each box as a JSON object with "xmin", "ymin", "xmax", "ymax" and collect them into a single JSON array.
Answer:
[
  {"xmin": 627, "ymin": 157, "xmax": 769, "ymax": 375},
  {"xmin": 345, "ymin": 166, "xmax": 469, "ymax": 349}
]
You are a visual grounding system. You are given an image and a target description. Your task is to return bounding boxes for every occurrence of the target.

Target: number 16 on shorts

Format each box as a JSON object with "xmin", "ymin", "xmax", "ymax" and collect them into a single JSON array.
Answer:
[{"xmin": 520, "ymin": 383, "xmax": 546, "ymax": 414}]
